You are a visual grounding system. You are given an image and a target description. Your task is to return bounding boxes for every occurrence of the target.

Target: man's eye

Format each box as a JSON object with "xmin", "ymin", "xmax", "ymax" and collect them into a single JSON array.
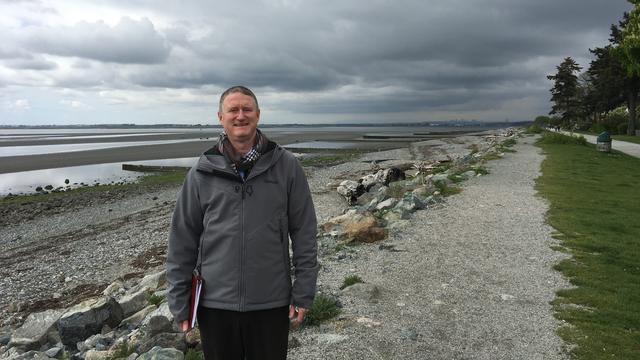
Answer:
[{"xmin": 242, "ymin": 107, "xmax": 253, "ymax": 112}]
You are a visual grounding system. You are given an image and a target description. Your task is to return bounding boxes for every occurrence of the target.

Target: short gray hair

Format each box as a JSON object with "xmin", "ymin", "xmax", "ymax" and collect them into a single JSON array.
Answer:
[{"xmin": 218, "ymin": 86, "xmax": 260, "ymax": 112}]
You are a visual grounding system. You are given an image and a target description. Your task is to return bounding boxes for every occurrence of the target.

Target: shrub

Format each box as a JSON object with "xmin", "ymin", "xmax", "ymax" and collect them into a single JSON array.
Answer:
[
  {"xmin": 147, "ymin": 293, "xmax": 165, "ymax": 306},
  {"xmin": 589, "ymin": 123, "xmax": 607, "ymax": 134},
  {"xmin": 340, "ymin": 275, "xmax": 364, "ymax": 290},
  {"xmin": 617, "ymin": 122, "xmax": 629, "ymax": 135},
  {"xmin": 304, "ymin": 294, "xmax": 340, "ymax": 326},
  {"xmin": 525, "ymin": 124, "xmax": 543, "ymax": 134},
  {"xmin": 538, "ymin": 131, "xmax": 587, "ymax": 145}
]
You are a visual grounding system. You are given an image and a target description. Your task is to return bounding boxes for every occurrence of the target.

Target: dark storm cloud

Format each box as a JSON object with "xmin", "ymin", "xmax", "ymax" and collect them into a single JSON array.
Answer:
[
  {"xmin": 2, "ymin": 0, "xmax": 634, "ymax": 121},
  {"xmin": 23, "ymin": 17, "xmax": 171, "ymax": 64}
]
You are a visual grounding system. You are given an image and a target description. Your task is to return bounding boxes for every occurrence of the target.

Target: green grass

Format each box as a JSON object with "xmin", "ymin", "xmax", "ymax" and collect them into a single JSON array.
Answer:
[
  {"xmin": 0, "ymin": 170, "xmax": 187, "ymax": 205},
  {"xmin": 612, "ymin": 135, "xmax": 640, "ymax": 145},
  {"xmin": 304, "ymin": 294, "xmax": 341, "ymax": 326},
  {"xmin": 298, "ymin": 150, "xmax": 365, "ymax": 167},
  {"xmin": 535, "ymin": 140, "xmax": 640, "ymax": 359},
  {"xmin": 434, "ymin": 181, "xmax": 462, "ymax": 197},
  {"xmin": 147, "ymin": 293, "xmax": 165, "ymax": 306},
  {"xmin": 340, "ymin": 275, "xmax": 364, "ymax": 290},
  {"xmin": 184, "ymin": 349, "xmax": 204, "ymax": 360}
]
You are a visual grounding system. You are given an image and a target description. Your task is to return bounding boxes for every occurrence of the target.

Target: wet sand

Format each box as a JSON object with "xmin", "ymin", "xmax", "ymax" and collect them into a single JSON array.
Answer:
[{"xmin": 0, "ymin": 130, "xmax": 421, "ymax": 174}]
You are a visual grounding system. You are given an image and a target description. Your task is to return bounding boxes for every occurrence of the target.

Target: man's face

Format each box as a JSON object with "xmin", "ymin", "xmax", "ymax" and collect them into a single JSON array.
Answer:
[{"xmin": 218, "ymin": 92, "xmax": 260, "ymax": 142}]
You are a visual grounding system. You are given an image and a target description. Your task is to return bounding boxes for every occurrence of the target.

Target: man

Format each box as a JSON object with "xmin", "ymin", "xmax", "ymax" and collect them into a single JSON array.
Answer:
[{"xmin": 166, "ymin": 86, "xmax": 319, "ymax": 360}]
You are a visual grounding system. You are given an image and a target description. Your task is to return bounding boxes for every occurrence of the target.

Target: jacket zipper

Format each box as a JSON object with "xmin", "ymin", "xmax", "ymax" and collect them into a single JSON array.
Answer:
[{"xmin": 239, "ymin": 181, "xmax": 246, "ymax": 311}]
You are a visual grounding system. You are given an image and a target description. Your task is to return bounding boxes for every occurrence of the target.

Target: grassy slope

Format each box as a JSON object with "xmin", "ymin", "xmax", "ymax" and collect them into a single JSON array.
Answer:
[
  {"xmin": 613, "ymin": 135, "xmax": 640, "ymax": 145},
  {"xmin": 535, "ymin": 139, "xmax": 640, "ymax": 359}
]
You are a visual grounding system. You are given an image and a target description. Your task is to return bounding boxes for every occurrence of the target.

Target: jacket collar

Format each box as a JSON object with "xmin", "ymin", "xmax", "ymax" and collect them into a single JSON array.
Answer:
[{"xmin": 196, "ymin": 140, "xmax": 283, "ymax": 180}]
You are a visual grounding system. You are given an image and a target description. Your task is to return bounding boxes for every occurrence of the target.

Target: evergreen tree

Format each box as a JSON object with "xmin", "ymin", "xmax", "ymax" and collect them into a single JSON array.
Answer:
[
  {"xmin": 547, "ymin": 57, "xmax": 583, "ymax": 128},
  {"xmin": 614, "ymin": 4, "xmax": 640, "ymax": 135}
]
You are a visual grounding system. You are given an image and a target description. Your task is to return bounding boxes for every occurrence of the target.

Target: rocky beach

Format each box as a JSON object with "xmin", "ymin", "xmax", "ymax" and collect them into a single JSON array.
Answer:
[{"xmin": 0, "ymin": 129, "xmax": 570, "ymax": 359}]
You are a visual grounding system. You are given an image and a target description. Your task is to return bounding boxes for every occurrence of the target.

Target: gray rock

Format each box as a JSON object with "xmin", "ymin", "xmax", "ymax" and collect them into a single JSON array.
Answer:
[
  {"xmin": 83, "ymin": 349, "xmax": 110, "ymax": 360},
  {"xmin": 340, "ymin": 283, "xmax": 381, "ymax": 302},
  {"xmin": 137, "ymin": 333, "xmax": 186, "ymax": 354},
  {"xmin": 118, "ymin": 287, "xmax": 152, "ymax": 318},
  {"xmin": 395, "ymin": 193, "xmax": 426, "ymax": 212},
  {"xmin": 57, "ymin": 297, "xmax": 124, "ymax": 348},
  {"xmin": 375, "ymin": 198, "xmax": 397, "ymax": 211},
  {"xmin": 146, "ymin": 315, "xmax": 173, "ymax": 337},
  {"xmin": 461, "ymin": 170, "xmax": 477, "ymax": 179},
  {"xmin": 44, "ymin": 347, "xmax": 62, "ymax": 358},
  {"xmin": 141, "ymin": 303, "xmax": 174, "ymax": 327},
  {"xmin": 102, "ymin": 281, "xmax": 125, "ymax": 298},
  {"xmin": 138, "ymin": 271, "xmax": 167, "ymax": 291},
  {"xmin": 354, "ymin": 192, "xmax": 374, "ymax": 207},
  {"xmin": 78, "ymin": 333, "xmax": 114, "ymax": 352},
  {"xmin": 9, "ymin": 350, "xmax": 50, "ymax": 360},
  {"xmin": 0, "ymin": 334, "xmax": 11, "ymax": 346},
  {"xmin": 120, "ymin": 305, "xmax": 157, "ymax": 330},
  {"xmin": 431, "ymin": 173, "xmax": 450, "ymax": 184},
  {"xmin": 137, "ymin": 347, "xmax": 184, "ymax": 360},
  {"xmin": 9, "ymin": 309, "xmax": 64, "ymax": 351}
]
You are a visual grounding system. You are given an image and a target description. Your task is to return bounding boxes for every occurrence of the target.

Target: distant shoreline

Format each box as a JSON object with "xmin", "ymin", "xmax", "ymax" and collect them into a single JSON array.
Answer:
[{"xmin": 0, "ymin": 121, "xmax": 527, "ymax": 129}]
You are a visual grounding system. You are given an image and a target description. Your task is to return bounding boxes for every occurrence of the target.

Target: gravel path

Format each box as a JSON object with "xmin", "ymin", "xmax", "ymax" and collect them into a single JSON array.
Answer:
[{"xmin": 289, "ymin": 135, "xmax": 570, "ymax": 359}]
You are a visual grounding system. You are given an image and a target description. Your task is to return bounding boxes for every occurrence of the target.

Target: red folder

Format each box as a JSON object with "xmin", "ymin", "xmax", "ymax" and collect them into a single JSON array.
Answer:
[{"xmin": 188, "ymin": 270, "xmax": 203, "ymax": 329}]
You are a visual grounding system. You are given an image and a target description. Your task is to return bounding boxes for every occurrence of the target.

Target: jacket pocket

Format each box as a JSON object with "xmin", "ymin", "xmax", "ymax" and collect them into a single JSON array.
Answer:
[{"xmin": 280, "ymin": 216, "xmax": 291, "ymax": 276}]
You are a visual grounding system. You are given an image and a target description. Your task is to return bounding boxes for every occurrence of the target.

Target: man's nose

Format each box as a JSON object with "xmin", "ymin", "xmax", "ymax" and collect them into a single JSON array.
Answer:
[{"xmin": 236, "ymin": 110, "xmax": 246, "ymax": 119}]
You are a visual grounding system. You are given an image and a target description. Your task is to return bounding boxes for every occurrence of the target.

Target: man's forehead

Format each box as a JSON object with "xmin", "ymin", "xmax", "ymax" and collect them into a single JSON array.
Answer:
[{"xmin": 223, "ymin": 93, "xmax": 256, "ymax": 106}]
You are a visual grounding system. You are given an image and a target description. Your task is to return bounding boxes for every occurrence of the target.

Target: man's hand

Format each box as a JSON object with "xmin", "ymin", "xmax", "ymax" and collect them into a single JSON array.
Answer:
[
  {"xmin": 288, "ymin": 305, "xmax": 307, "ymax": 329},
  {"xmin": 180, "ymin": 320, "xmax": 190, "ymax": 332}
]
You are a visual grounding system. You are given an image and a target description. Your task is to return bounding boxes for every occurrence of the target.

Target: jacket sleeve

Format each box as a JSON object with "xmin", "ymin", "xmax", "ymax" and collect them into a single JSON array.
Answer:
[
  {"xmin": 166, "ymin": 168, "xmax": 204, "ymax": 323},
  {"xmin": 287, "ymin": 157, "xmax": 319, "ymax": 309}
]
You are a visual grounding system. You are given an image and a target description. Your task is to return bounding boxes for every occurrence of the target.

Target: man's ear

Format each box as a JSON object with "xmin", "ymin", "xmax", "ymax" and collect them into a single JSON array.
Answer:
[{"xmin": 217, "ymin": 111, "xmax": 223, "ymax": 124}]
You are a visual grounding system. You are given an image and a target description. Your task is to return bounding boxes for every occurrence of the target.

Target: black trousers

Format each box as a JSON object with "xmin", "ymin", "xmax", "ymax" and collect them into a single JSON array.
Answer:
[{"xmin": 197, "ymin": 306, "xmax": 289, "ymax": 360}]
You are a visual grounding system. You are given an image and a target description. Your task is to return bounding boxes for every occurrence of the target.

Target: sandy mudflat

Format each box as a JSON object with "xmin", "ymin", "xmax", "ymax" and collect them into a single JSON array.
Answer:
[{"xmin": 0, "ymin": 130, "xmax": 423, "ymax": 174}]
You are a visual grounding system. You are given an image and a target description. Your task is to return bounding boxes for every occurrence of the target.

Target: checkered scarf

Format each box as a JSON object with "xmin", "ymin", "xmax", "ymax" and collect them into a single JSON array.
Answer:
[{"xmin": 217, "ymin": 129, "xmax": 268, "ymax": 179}]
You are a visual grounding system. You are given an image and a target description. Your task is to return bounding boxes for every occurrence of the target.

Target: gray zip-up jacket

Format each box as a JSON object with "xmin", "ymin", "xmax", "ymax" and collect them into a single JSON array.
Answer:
[{"xmin": 166, "ymin": 141, "xmax": 319, "ymax": 322}]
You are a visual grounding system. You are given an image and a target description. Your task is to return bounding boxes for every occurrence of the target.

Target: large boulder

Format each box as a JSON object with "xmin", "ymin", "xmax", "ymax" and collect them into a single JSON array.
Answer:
[
  {"xmin": 9, "ymin": 309, "xmax": 64, "ymax": 351},
  {"xmin": 57, "ymin": 297, "xmax": 124, "ymax": 348},
  {"xmin": 138, "ymin": 271, "xmax": 167, "ymax": 291},
  {"xmin": 342, "ymin": 214, "xmax": 386, "ymax": 243},
  {"xmin": 118, "ymin": 287, "xmax": 152, "ymax": 318},
  {"xmin": 120, "ymin": 305, "xmax": 157, "ymax": 330}
]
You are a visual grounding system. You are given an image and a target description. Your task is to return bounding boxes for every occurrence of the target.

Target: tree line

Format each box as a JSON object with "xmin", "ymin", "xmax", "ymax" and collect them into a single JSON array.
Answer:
[{"xmin": 545, "ymin": 1, "xmax": 640, "ymax": 136}]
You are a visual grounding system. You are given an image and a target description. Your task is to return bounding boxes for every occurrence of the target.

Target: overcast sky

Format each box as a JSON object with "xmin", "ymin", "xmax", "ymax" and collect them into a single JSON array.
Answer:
[{"xmin": 0, "ymin": 0, "xmax": 633, "ymax": 125}]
